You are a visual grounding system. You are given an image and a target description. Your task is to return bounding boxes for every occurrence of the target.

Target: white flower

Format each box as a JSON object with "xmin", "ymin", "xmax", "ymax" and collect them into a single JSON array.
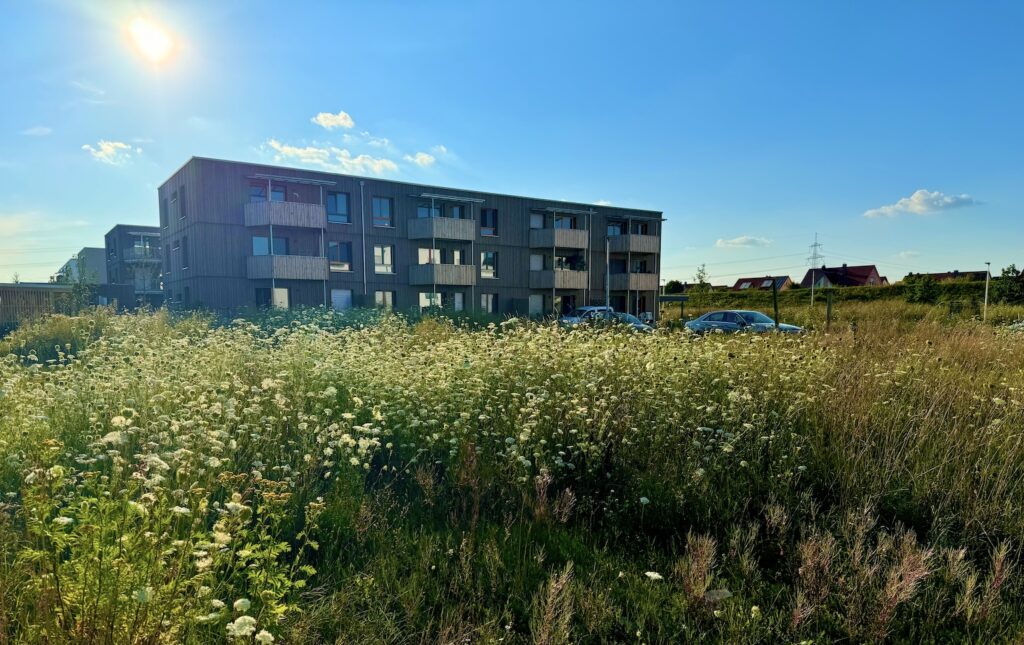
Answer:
[
  {"xmin": 226, "ymin": 615, "xmax": 257, "ymax": 638},
  {"xmin": 207, "ymin": 457, "xmax": 222, "ymax": 468},
  {"xmin": 644, "ymin": 571, "xmax": 663, "ymax": 581},
  {"xmin": 100, "ymin": 431, "xmax": 126, "ymax": 446},
  {"xmin": 53, "ymin": 516, "xmax": 74, "ymax": 526},
  {"xmin": 211, "ymin": 599, "xmax": 226, "ymax": 609},
  {"xmin": 639, "ymin": 497, "xmax": 650, "ymax": 505},
  {"xmin": 133, "ymin": 586, "xmax": 153, "ymax": 603},
  {"xmin": 170, "ymin": 506, "xmax": 191, "ymax": 515},
  {"xmin": 233, "ymin": 598, "xmax": 251, "ymax": 612},
  {"xmin": 751, "ymin": 605, "xmax": 762, "ymax": 620},
  {"xmin": 254, "ymin": 630, "xmax": 275, "ymax": 644}
]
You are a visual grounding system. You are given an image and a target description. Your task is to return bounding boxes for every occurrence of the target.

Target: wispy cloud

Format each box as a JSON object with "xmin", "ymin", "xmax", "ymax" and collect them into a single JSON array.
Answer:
[
  {"xmin": 594, "ymin": 199, "xmax": 613, "ymax": 206},
  {"xmin": 311, "ymin": 110, "xmax": 355, "ymax": 130},
  {"xmin": 82, "ymin": 140, "xmax": 135, "ymax": 165},
  {"xmin": 897, "ymin": 250, "xmax": 921, "ymax": 260},
  {"xmin": 403, "ymin": 151, "xmax": 436, "ymax": 168},
  {"xmin": 716, "ymin": 235, "xmax": 772, "ymax": 249},
  {"xmin": 431, "ymin": 144, "xmax": 448, "ymax": 155},
  {"xmin": 64, "ymin": 80, "xmax": 111, "ymax": 109},
  {"xmin": 266, "ymin": 139, "xmax": 398, "ymax": 175},
  {"xmin": 21, "ymin": 125, "xmax": 52, "ymax": 136},
  {"xmin": 70, "ymin": 80, "xmax": 105, "ymax": 96},
  {"xmin": 864, "ymin": 189, "xmax": 977, "ymax": 218}
]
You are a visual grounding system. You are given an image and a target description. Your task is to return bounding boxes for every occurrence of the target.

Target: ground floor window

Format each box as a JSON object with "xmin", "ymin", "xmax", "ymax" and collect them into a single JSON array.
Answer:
[
  {"xmin": 330, "ymin": 289, "xmax": 353, "ymax": 311},
  {"xmin": 447, "ymin": 292, "xmax": 465, "ymax": 312},
  {"xmin": 419, "ymin": 291, "xmax": 442, "ymax": 310},
  {"xmin": 375, "ymin": 290, "xmax": 395, "ymax": 310},
  {"xmin": 481, "ymin": 293, "xmax": 497, "ymax": 314},
  {"xmin": 554, "ymin": 294, "xmax": 577, "ymax": 315}
]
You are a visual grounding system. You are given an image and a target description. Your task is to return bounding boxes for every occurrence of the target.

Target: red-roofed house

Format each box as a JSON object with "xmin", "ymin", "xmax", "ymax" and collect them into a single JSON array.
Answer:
[
  {"xmin": 800, "ymin": 264, "xmax": 887, "ymax": 288},
  {"xmin": 731, "ymin": 276, "xmax": 793, "ymax": 292}
]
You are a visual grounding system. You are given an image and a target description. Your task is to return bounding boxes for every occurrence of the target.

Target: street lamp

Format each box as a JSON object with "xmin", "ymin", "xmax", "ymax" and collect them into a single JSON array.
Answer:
[{"xmin": 984, "ymin": 261, "xmax": 991, "ymax": 323}]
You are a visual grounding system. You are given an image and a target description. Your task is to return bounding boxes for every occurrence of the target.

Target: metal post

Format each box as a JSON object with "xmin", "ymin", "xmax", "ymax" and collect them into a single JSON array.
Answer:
[
  {"xmin": 431, "ymin": 196, "xmax": 437, "ymax": 305},
  {"xmin": 470, "ymin": 202, "xmax": 476, "ymax": 313},
  {"xmin": 984, "ymin": 261, "xmax": 991, "ymax": 322},
  {"xmin": 359, "ymin": 181, "xmax": 367, "ymax": 300},
  {"xmin": 551, "ymin": 212, "xmax": 555, "ymax": 316},
  {"xmin": 772, "ymin": 277, "xmax": 779, "ymax": 330},
  {"xmin": 605, "ymin": 236, "xmax": 610, "ymax": 310},
  {"xmin": 320, "ymin": 185, "xmax": 326, "ymax": 308},
  {"xmin": 268, "ymin": 179, "xmax": 275, "ymax": 300},
  {"xmin": 826, "ymin": 290, "xmax": 833, "ymax": 331},
  {"xmin": 810, "ymin": 268, "xmax": 815, "ymax": 306}
]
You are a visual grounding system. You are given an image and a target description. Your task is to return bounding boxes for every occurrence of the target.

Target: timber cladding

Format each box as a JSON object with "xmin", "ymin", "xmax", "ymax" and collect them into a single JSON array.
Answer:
[{"xmin": 157, "ymin": 156, "xmax": 665, "ymax": 317}]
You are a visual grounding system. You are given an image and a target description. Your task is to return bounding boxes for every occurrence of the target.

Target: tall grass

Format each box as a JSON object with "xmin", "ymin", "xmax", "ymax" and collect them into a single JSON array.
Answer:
[{"xmin": 0, "ymin": 306, "xmax": 1021, "ymax": 642}]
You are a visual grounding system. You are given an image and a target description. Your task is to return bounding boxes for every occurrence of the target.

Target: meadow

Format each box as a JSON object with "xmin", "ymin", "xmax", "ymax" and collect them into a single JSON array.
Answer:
[{"xmin": 0, "ymin": 302, "xmax": 1022, "ymax": 643}]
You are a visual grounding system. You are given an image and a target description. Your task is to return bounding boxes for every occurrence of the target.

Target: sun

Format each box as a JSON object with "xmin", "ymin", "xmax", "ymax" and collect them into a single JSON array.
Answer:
[{"xmin": 128, "ymin": 17, "xmax": 175, "ymax": 64}]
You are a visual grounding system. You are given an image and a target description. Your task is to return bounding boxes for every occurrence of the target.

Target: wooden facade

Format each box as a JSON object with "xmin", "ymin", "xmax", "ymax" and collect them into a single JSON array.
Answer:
[{"xmin": 158, "ymin": 157, "xmax": 664, "ymax": 317}]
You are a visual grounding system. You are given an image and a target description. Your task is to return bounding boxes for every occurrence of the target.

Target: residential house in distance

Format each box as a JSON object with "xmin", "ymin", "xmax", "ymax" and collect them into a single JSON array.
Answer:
[
  {"xmin": 905, "ymin": 269, "xmax": 991, "ymax": 283},
  {"xmin": 105, "ymin": 224, "xmax": 164, "ymax": 307},
  {"xmin": 53, "ymin": 247, "xmax": 108, "ymax": 284},
  {"xmin": 731, "ymin": 275, "xmax": 793, "ymax": 292},
  {"xmin": 800, "ymin": 264, "xmax": 888, "ymax": 289},
  {"xmin": 158, "ymin": 157, "xmax": 664, "ymax": 317}
]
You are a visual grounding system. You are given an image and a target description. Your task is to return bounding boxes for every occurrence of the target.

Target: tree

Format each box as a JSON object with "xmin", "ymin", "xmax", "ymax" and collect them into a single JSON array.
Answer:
[
  {"xmin": 688, "ymin": 264, "xmax": 712, "ymax": 308},
  {"xmin": 991, "ymin": 264, "xmax": 1024, "ymax": 304},
  {"xmin": 904, "ymin": 274, "xmax": 939, "ymax": 304},
  {"xmin": 664, "ymin": 279, "xmax": 685, "ymax": 294}
]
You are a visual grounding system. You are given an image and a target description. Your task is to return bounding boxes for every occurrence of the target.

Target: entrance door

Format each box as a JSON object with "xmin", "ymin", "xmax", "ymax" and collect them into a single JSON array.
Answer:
[
  {"xmin": 452, "ymin": 292, "xmax": 465, "ymax": 312},
  {"xmin": 528, "ymin": 293, "xmax": 544, "ymax": 316},
  {"xmin": 330, "ymin": 289, "xmax": 353, "ymax": 311}
]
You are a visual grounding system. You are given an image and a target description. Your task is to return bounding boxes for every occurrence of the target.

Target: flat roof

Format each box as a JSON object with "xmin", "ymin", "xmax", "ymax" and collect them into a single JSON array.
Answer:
[{"xmin": 160, "ymin": 156, "xmax": 664, "ymax": 219}]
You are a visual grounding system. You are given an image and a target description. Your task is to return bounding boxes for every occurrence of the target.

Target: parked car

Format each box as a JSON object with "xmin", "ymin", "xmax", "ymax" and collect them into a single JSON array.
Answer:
[
  {"xmin": 685, "ymin": 310, "xmax": 804, "ymax": 334},
  {"xmin": 559, "ymin": 306, "xmax": 615, "ymax": 325},
  {"xmin": 612, "ymin": 312, "xmax": 655, "ymax": 332}
]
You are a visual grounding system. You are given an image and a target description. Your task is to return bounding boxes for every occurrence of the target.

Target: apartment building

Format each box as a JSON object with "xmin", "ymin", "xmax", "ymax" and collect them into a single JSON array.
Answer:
[
  {"xmin": 159, "ymin": 157, "xmax": 663, "ymax": 317},
  {"xmin": 53, "ymin": 247, "xmax": 108, "ymax": 284},
  {"xmin": 105, "ymin": 224, "xmax": 164, "ymax": 307}
]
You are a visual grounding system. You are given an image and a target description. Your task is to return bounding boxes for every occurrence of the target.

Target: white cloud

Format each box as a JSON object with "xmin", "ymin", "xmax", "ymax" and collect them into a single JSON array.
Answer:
[
  {"xmin": 311, "ymin": 110, "xmax": 355, "ymax": 130},
  {"xmin": 864, "ymin": 189, "xmax": 977, "ymax": 218},
  {"xmin": 715, "ymin": 235, "xmax": 772, "ymax": 249},
  {"xmin": 431, "ymin": 144, "xmax": 448, "ymax": 155},
  {"xmin": 594, "ymin": 200, "xmax": 613, "ymax": 206},
  {"xmin": 897, "ymin": 250, "xmax": 921, "ymax": 260},
  {"xmin": 266, "ymin": 139, "xmax": 398, "ymax": 175},
  {"xmin": 403, "ymin": 151, "xmax": 436, "ymax": 168},
  {"xmin": 81, "ymin": 140, "xmax": 133, "ymax": 165},
  {"xmin": 362, "ymin": 131, "xmax": 390, "ymax": 148},
  {"xmin": 21, "ymin": 126, "xmax": 52, "ymax": 136}
]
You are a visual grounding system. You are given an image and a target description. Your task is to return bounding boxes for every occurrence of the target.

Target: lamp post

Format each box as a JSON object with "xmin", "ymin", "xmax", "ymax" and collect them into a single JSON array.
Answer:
[{"xmin": 984, "ymin": 261, "xmax": 991, "ymax": 323}]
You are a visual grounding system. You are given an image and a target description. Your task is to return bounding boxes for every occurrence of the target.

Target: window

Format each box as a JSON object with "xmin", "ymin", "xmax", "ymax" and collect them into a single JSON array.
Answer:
[
  {"xmin": 481, "ymin": 293, "xmax": 497, "ymax": 314},
  {"xmin": 609, "ymin": 258, "xmax": 627, "ymax": 274},
  {"xmin": 554, "ymin": 214, "xmax": 575, "ymax": 229},
  {"xmin": 418, "ymin": 248, "xmax": 440, "ymax": 264},
  {"xmin": 607, "ymin": 221, "xmax": 625, "ymax": 236},
  {"xmin": 327, "ymin": 192, "xmax": 350, "ymax": 224},
  {"xmin": 449, "ymin": 292, "xmax": 465, "ymax": 312},
  {"xmin": 160, "ymin": 197, "xmax": 169, "ymax": 228},
  {"xmin": 451, "ymin": 249, "xmax": 463, "ymax": 265},
  {"xmin": 256, "ymin": 287, "xmax": 271, "ymax": 307},
  {"xmin": 372, "ymin": 197, "xmax": 393, "ymax": 227},
  {"xmin": 631, "ymin": 258, "xmax": 650, "ymax": 273},
  {"xmin": 178, "ymin": 186, "xmax": 187, "ymax": 219},
  {"xmin": 328, "ymin": 241, "xmax": 352, "ymax": 271},
  {"xmin": 417, "ymin": 204, "xmax": 441, "ymax": 219},
  {"xmin": 631, "ymin": 221, "xmax": 650, "ymax": 235},
  {"xmin": 272, "ymin": 287, "xmax": 290, "ymax": 309},
  {"xmin": 740, "ymin": 281, "xmax": 752, "ymax": 290},
  {"xmin": 761, "ymin": 279, "xmax": 773, "ymax": 288},
  {"xmin": 181, "ymin": 236, "xmax": 189, "ymax": 269},
  {"xmin": 555, "ymin": 254, "xmax": 585, "ymax": 271},
  {"xmin": 375, "ymin": 290, "xmax": 395, "ymax": 310},
  {"xmin": 270, "ymin": 184, "xmax": 286, "ymax": 202},
  {"xmin": 449, "ymin": 204, "xmax": 465, "ymax": 219},
  {"xmin": 481, "ymin": 208, "xmax": 498, "ymax": 236},
  {"xmin": 419, "ymin": 292, "xmax": 442, "ymax": 309},
  {"xmin": 330, "ymin": 289, "xmax": 353, "ymax": 311},
  {"xmin": 480, "ymin": 251, "xmax": 497, "ymax": 278},
  {"xmin": 252, "ymin": 236, "xmax": 288, "ymax": 256},
  {"xmin": 529, "ymin": 213, "xmax": 544, "ymax": 230},
  {"xmin": 374, "ymin": 245, "xmax": 394, "ymax": 274},
  {"xmin": 249, "ymin": 183, "xmax": 267, "ymax": 203}
]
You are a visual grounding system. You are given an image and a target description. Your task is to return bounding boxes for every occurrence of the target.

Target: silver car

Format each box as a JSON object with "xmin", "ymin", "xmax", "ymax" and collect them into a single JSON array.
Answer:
[{"xmin": 685, "ymin": 310, "xmax": 803, "ymax": 334}]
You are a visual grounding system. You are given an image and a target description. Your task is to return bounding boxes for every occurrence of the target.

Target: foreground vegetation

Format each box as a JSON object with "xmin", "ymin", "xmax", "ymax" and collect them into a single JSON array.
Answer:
[{"xmin": 1, "ymin": 304, "xmax": 1023, "ymax": 643}]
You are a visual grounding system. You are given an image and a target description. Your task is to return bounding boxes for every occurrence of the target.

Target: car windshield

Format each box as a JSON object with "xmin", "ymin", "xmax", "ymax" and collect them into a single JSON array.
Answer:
[
  {"xmin": 616, "ymin": 313, "xmax": 643, "ymax": 324},
  {"xmin": 738, "ymin": 311, "xmax": 776, "ymax": 324}
]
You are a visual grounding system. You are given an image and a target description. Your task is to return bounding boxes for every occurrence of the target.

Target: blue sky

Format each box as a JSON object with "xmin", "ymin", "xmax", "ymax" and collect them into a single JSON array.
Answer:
[{"xmin": 1, "ymin": 0, "xmax": 1022, "ymax": 284}]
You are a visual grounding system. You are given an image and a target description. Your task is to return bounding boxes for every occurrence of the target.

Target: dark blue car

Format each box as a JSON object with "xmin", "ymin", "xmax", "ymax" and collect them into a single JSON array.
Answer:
[{"xmin": 685, "ymin": 310, "xmax": 804, "ymax": 334}]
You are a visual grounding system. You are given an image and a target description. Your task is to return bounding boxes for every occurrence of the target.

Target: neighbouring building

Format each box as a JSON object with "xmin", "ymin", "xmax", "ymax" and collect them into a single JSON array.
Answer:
[
  {"xmin": 53, "ymin": 247, "xmax": 108, "ymax": 284},
  {"xmin": 0, "ymin": 282, "xmax": 73, "ymax": 329},
  {"xmin": 800, "ymin": 264, "xmax": 888, "ymax": 289},
  {"xmin": 731, "ymin": 275, "xmax": 793, "ymax": 292},
  {"xmin": 158, "ymin": 157, "xmax": 664, "ymax": 317},
  {"xmin": 105, "ymin": 224, "xmax": 164, "ymax": 307}
]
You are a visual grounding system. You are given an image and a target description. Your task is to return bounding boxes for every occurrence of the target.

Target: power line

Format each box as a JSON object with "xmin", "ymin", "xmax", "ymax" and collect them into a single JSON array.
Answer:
[{"xmin": 660, "ymin": 252, "xmax": 806, "ymax": 272}]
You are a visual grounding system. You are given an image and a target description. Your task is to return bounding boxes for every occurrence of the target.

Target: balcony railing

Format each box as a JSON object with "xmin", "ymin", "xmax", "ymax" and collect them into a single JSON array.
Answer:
[
  {"xmin": 609, "ymin": 272, "xmax": 660, "ymax": 292},
  {"xmin": 409, "ymin": 264, "xmax": 476, "ymax": 286},
  {"xmin": 246, "ymin": 255, "xmax": 328, "ymax": 281},
  {"xmin": 608, "ymin": 234, "xmax": 661, "ymax": 254},
  {"xmin": 529, "ymin": 269, "xmax": 589, "ymax": 290},
  {"xmin": 529, "ymin": 228, "xmax": 589, "ymax": 249},
  {"xmin": 244, "ymin": 201, "xmax": 326, "ymax": 229},
  {"xmin": 123, "ymin": 248, "xmax": 161, "ymax": 262},
  {"xmin": 407, "ymin": 217, "xmax": 476, "ymax": 241}
]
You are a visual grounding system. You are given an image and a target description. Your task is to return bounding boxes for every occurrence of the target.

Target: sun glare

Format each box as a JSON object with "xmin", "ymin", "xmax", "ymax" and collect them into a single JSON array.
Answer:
[{"xmin": 128, "ymin": 17, "xmax": 175, "ymax": 64}]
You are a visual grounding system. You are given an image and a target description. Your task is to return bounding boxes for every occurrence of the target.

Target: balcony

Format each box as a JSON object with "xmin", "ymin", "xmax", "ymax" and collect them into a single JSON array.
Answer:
[
  {"xmin": 608, "ymin": 234, "xmax": 661, "ymax": 254},
  {"xmin": 530, "ymin": 269, "xmax": 589, "ymax": 290},
  {"xmin": 247, "ymin": 255, "xmax": 328, "ymax": 281},
  {"xmin": 529, "ymin": 228, "xmax": 589, "ymax": 249},
  {"xmin": 123, "ymin": 248, "xmax": 161, "ymax": 263},
  {"xmin": 409, "ymin": 264, "xmax": 476, "ymax": 286},
  {"xmin": 609, "ymin": 272, "xmax": 660, "ymax": 292},
  {"xmin": 407, "ymin": 217, "xmax": 476, "ymax": 241},
  {"xmin": 244, "ymin": 201, "xmax": 326, "ymax": 229}
]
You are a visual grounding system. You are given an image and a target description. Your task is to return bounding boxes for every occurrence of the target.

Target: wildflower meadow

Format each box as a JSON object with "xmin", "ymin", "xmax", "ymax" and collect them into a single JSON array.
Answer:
[{"xmin": 0, "ymin": 305, "xmax": 1022, "ymax": 643}]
